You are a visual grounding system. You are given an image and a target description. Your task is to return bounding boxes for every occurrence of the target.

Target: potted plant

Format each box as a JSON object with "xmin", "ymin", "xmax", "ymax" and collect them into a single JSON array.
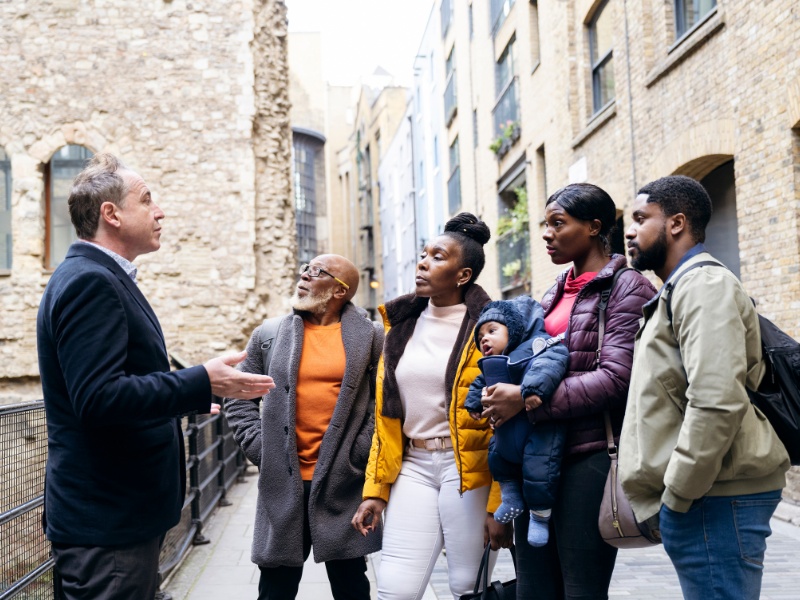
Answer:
[{"xmin": 489, "ymin": 120, "xmax": 521, "ymax": 160}]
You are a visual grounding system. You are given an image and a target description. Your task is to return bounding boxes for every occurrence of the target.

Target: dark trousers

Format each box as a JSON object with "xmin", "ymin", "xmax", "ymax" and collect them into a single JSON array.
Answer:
[
  {"xmin": 52, "ymin": 535, "xmax": 162, "ymax": 600},
  {"xmin": 514, "ymin": 449, "xmax": 618, "ymax": 600},
  {"xmin": 257, "ymin": 480, "xmax": 370, "ymax": 600}
]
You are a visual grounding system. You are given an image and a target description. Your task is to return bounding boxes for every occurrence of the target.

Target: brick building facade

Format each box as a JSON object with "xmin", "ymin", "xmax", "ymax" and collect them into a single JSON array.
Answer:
[
  {"xmin": 0, "ymin": 0, "xmax": 295, "ymax": 403},
  {"xmin": 375, "ymin": 0, "xmax": 800, "ymax": 505}
]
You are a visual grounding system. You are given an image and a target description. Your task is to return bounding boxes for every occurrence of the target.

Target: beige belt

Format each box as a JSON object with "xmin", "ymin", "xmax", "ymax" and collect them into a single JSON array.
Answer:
[{"xmin": 409, "ymin": 437, "xmax": 453, "ymax": 451}]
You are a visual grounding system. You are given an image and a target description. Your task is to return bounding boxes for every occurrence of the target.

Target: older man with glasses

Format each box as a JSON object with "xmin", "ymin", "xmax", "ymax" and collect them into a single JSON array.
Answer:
[{"xmin": 225, "ymin": 254, "xmax": 384, "ymax": 600}]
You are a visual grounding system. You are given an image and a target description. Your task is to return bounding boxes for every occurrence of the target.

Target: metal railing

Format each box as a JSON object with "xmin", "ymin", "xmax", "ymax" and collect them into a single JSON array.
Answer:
[{"xmin": 0, "ymin": 398, "xmax": 246, "ymax": 599}]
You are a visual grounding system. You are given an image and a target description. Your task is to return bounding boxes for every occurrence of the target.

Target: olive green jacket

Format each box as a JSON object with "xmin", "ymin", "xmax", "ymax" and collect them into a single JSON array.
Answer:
[{"xmin": 619, "ymin": 252, "xmax": 790, "ymax": 523}]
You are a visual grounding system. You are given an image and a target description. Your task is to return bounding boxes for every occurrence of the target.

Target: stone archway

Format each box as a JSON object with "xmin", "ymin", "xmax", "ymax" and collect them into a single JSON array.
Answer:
[
  {"xmin": 27, "ymin": 122, "xmax": 108, "ymax": 164},
  {"xmin": 642, "ymin": 120, "xmax": 735, "ymax": 184}
]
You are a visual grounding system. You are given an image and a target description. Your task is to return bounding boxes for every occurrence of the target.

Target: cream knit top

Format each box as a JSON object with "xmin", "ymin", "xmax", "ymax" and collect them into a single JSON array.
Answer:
[{"xmin": 395, "ymin": 302, "xmax": 467, "ymax": 440}]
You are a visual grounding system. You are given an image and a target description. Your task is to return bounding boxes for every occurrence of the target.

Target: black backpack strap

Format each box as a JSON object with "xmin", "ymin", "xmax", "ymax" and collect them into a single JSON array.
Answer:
[
  {"xmin": 664, "ymin": 260, "xmax": 725, "ymax": 323},
  {"xmin": 596, "ymin": 267, "xmax": 633, "ymax": 365},
  {"xmin": 259, "ymin": 315, "xmax": 287, "ymax": 375}
]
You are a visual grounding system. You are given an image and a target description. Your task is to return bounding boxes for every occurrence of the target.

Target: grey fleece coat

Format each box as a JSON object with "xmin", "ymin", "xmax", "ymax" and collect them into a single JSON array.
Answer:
[{"xmin": 224, "ymin": 302, "xmax": 383, "ymax": 567}]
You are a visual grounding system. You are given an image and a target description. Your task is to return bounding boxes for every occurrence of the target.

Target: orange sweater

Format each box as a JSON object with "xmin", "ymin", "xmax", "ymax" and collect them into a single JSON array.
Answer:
[{"xmin": 296, "ymin": 321, "xmax": 346, "ymax": 480}]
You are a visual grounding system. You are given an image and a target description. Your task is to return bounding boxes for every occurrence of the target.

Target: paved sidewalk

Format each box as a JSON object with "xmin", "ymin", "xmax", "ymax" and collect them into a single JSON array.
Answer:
[{"xmin": 165, "ymin": 466, "xmax": 800, "ymax": 599}]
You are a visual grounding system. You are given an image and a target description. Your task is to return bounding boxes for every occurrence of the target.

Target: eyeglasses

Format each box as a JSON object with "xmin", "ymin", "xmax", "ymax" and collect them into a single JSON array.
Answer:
[{"xmin": 299, "ymin": 263, "xmax": 350, "ymax": 289}]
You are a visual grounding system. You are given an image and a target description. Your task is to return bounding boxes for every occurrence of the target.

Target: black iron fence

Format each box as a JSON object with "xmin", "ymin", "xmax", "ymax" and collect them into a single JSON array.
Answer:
[{"xmin": 0, "ymin": 399, "xmax": 245, "ymax": 599}]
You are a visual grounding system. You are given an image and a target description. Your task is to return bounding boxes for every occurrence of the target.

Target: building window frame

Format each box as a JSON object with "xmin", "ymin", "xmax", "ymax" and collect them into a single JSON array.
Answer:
[
  {"xmin": 529, "ymin": 0, "xmax": 541, "ymax": 73},
  {"xmin": 441, "ymin": 0, "xmax": 453, "ymax": 38},
  {"xmin": 45, "ymin": 144, "xmax": 93, "ymax": 270},
  {"xmin": 492, "ymin": 37, "xmax": 520, "ymax": 157},
  {"xmin": 674, "ymin": 0, "xmax": 717, "ymax": 40},
  {"xmin": 589, "ymin": 0, "xmax": 615, "ymax": 115},
  {"xmin": 444, "ymin": 46, "xmax": 458, "ymax": 126},
  {"xmin": 447, "ymin": 137, "xmax": 461, "ymax": 215},
  {"xmin": 490, "ymin": 0, "xmax": 516, "ymax": 37},
  {"xmin": 0, "ymin": 148, "xmax": 11, "ymax": 272}
]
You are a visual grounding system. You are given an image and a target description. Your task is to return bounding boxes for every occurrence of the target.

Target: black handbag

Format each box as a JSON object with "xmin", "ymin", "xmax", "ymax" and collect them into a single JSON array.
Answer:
[{"xmin": 459, "ymin": 544, "xmax": 517, "ymax": 600}]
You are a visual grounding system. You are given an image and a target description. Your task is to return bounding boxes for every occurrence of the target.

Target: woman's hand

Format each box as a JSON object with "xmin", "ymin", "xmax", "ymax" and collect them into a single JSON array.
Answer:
[
  {"xmin": 484, "ymin": 513, "xmax": 514, "ymax": 550},
  {"xmin": 351, "ymin": 498, "xmax": 387, "ymax": 536},
  {"xmin": 481, "ymin": 383, "xmax": 524, "ymax": 428}
]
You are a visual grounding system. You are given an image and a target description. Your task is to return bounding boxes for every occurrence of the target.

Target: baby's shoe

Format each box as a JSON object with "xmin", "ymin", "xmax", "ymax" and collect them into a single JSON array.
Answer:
[
  {"xmin": 494, "ymin": 481, "xmax": 525, "ymax": 523},
  {"xmin": 527, "ymin": 510, "xmax": 551, "ymax": 547}
]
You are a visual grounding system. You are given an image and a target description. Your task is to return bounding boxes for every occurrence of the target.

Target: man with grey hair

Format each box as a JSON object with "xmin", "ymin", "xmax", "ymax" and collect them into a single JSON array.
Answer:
[
  {"xmin": 37, "ymin": 153, "xmax": 275, "ymax": 600},
  {"xmin": 225, "ymin": 254, "xmax": 383, "ymax": 600}
]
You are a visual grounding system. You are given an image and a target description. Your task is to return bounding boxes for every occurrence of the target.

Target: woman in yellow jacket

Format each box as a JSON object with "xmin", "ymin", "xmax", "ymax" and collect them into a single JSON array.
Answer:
[{"xmin": 352, "ymin": 213, "xmax": 512, "ymax": 600}]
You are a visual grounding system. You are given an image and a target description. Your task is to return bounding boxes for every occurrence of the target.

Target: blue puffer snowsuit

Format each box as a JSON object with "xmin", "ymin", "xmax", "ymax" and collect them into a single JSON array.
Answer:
[{"xmin": 465, "ymin": 296, "xmax": 569, "ymax": 511}]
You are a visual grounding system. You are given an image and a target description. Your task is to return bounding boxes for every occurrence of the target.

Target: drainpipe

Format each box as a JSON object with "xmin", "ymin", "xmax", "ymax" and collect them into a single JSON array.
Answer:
[
  {"xmin": 408, "ymin": 113, "xmax": 418, "ymax": 269},
  {"xmin": 623, "ymin": 0, "xmax": 638, "ymax": 196}
]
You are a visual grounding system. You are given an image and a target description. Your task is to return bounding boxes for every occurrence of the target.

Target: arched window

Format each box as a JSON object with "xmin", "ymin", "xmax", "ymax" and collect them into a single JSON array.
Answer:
[
  {"xmin": 0, "ymin": 148, "xmax": 11, "ymax": 270},
  {"xmin": 45, "ymin": 144, "xmax": 93, "ymax": 268}
]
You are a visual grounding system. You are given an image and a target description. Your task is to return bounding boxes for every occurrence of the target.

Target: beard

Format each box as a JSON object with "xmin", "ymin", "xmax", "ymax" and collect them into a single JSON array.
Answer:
[
  {"xmin": 630, "ymin": 226, "xmax": 668, "ymax": 272},
  {"xmin": 290, "ymin": 286, "xmax": 335, "ymax": 315}
]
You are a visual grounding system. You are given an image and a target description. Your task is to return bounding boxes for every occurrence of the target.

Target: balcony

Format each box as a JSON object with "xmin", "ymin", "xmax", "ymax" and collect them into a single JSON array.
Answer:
[
  {"xmin": 497, "ymin": 230, "xmax": 530, "ymax": 296},
  {"xmin": 444, "ymin": 71, "xmax": 457, "ymax": 126},
  {"xmin": 448, "ymin": 166, "xmax": 461, "ymax": 216}
]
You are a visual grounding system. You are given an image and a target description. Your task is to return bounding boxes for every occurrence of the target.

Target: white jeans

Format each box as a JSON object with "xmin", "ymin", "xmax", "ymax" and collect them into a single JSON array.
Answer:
[{"xmin": 377, "ymin": 446, "xmax": 496, "ymax": 600}]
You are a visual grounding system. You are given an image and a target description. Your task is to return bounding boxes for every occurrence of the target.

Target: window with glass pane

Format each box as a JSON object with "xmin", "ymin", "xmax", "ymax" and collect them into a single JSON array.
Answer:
[
  {"xmin": 293, "ymin": 133, "xmax": 324, "ymax": 265},
  {"xmin": 441, "ymin": 0, "xmax": 453, "ymax": 38},
  {"xmin": 490, "ymin": 0, "xmax": 515, "ymax": 36},
  {"xmin": 675, "ymin": 0, "xmax": 716, "ymax": 38},
  {"xmin": 495, "ymin": 39, "xmax": 515, "ymax": 99},
  {"xmin": 444, "ymin": 47, "xmax": 457, "ymax": 125},
  {"xmin": 0, "ymin": 148, "xmax": 11, "ymax": 270},
  {"xmin": 493, "ymin": 38, "xmax": 519, "ymax": 136},
  {"xmin": 447, "ymin": 137, "xmax": 461, "ymax": 215},
  {"xmin": 589, "ymin": 1, "xmax": 614, "ymax": 114},
  {"xmin": 47, "ymin": 145, "xmax": 93, "ymax": 268}
]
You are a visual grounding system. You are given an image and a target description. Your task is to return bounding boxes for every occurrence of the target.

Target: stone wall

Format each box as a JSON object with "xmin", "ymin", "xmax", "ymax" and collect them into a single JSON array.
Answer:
[{"xmin": 0, "ymin": 0, "xmax": 294, "ymax": 403}]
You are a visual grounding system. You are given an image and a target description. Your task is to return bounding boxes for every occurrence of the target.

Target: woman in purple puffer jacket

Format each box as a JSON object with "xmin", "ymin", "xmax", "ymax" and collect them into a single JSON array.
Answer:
[{"xmin": 481, "ymin": 183, "xmax": 656, "ymax": 599}]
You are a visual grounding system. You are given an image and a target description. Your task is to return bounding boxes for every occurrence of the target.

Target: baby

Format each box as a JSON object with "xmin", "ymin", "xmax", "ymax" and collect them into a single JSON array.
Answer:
[{"xmin": 465, "ymin": 296, "xmax": 568, "ymax": 547}]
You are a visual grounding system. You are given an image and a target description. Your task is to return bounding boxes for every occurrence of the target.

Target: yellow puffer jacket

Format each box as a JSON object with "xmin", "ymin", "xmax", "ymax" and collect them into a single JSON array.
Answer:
[{"xmin": 363, "ymin": 286, "xmax": 501, "ymax": 511}]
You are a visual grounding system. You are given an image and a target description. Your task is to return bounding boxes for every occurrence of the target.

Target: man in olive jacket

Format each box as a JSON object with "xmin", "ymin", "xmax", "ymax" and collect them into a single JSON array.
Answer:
[
  {"xmin": 621, "ymin": 175, "xmax": 790, "ymax": 600},
  {"xmin": 225, "ymin": 254, "xmax": 382, "ymax": 600}
]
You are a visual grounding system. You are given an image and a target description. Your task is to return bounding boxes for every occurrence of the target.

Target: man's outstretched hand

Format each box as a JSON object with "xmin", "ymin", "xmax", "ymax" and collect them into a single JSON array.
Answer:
[{"xmin": 204, "ymin": 351, "xmax": 275, "ymax": 400}]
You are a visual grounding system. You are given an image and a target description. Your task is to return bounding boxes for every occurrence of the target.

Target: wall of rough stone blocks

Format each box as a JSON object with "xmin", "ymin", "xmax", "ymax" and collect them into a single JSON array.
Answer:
[{"xmin": 0, "ymin": 0, "xmax": 294, "ymax": 404}]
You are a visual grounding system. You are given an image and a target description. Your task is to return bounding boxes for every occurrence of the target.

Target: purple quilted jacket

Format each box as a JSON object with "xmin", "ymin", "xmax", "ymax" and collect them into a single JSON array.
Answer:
[{"xmin": 529, "ymin": 255, "xmax": 657, "ymax": 455}]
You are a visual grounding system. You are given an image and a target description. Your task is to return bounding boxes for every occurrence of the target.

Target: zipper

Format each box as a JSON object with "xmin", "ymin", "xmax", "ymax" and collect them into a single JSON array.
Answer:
[{"xmin": 452, "ymin": 339, "xmax": 472, "ymax": 497}]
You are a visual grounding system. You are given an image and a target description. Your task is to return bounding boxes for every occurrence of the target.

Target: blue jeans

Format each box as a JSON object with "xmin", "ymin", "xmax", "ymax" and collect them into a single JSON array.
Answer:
[{"xmin": 659, "ymin": 490, "xmax": 782, "ymax": 600}]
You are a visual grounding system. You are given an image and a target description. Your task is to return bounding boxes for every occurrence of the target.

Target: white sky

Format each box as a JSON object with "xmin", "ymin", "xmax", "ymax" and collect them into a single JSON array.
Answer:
[{"xmin": 285, "ymin": 0, "xmax": 434, "ymax": 86}]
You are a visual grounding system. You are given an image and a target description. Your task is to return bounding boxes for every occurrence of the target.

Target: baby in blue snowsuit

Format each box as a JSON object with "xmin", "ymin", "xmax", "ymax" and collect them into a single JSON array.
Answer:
[{"xmin": 465, "ymin": 296, "xmax": 568, "ymax": 547}]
